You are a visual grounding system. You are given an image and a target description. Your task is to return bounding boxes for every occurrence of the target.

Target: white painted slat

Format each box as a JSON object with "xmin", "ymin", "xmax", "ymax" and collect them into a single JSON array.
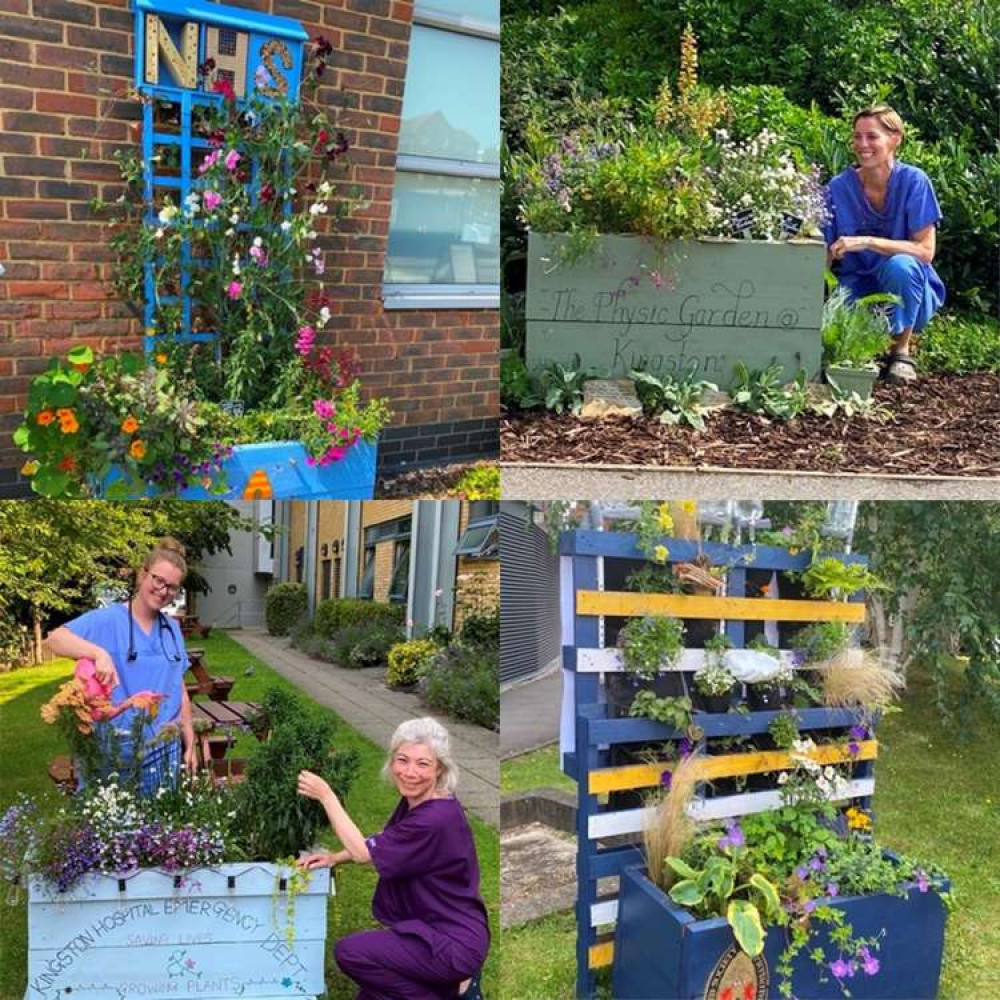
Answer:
[
  {"xmin": 591, "ymin": 898, "xmax": 618, "ymax": 927},
  {"xmin": 588, "ymin": 778, "xmax": 875, "ymax": 839},
  {"xmin": 578, "ymin": 647, "xmax": 800, "ymax": 673},
  {"xmin": 560, "ymin": 556, "xmax": 573, "ymax": 646}
]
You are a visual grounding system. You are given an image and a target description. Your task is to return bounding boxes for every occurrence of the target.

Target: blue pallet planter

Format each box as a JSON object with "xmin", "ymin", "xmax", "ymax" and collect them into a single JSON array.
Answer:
[
  {"xmin": 612, "ymin": 865, "xmax": 948, "ymax": 1000},
  {"xmin": 99, "ymin": 439, "xmax": 378, "ymax": 500},
  {"xmin": 25, "ymin": 864, "xmax": 332, "ymax": 1000}
]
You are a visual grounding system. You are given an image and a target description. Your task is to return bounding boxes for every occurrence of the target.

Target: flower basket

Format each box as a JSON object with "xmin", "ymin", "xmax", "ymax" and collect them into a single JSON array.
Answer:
[
  {"xmin": 98, "ymin": 438, "xmax": 378, "ymax": 500},
  {"xmin": 25, "ymin": 864, "xmax": 331, "ymax": 1000},
  {"xmin": 825, "ymin": 364, "xmax": 879, "ymax": 401},
  {"xmin": 612, "ymin": 863, "xmax": 948, "ymax": 1000}
]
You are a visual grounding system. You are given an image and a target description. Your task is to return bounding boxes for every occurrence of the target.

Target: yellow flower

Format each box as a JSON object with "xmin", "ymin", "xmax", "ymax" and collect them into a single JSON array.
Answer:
[
  {"xmin": 21, "ymin": 459, "xmax": 39, "ymax": 476},
  {"xmin": 845, "ymin": 807, "xmax": 872, "ymax": 831},
  {"xmin": 789, "ymin": 547, "xmax": 800, "ymax": 556},
  {"xmin": 657, "ymin": 502, "xmax": 674, "ymax": 534},
  {"xmin": 680, "ymin": 500, "xmax": 697, "ymax": 515},
  {"xmin": 155, "ymin": 353, "xmax": 168, "ymax": 365},
  {"xmin": 121, "ymin": 415, "xmax": 139, "ymax": 434},
  {"xmin": 130, "ymin": 439, "xmax": 147, "ymax": 460},
  {"xmin": 654, "ymin": 544, "xmax": 669, "ymax": 564}
]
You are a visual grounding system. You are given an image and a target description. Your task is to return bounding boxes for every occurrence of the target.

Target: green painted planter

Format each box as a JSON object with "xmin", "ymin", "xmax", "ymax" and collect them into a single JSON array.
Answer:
[
  {"xmin": 526, "ymin": 233, "xmax": 826, "ymax": 387},
  {"xmin": 826, "ymin": 364, "xmax": 878, "ymax": 400}
]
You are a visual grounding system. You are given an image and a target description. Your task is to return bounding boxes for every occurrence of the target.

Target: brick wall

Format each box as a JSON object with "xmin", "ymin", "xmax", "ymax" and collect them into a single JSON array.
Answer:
[
  {"xmin": 0, "ymin": 0, "xmax": 498, "ymax": 492},
  {"xmin": 454, "ymin": 557, "xmax": 499, "ymax": 633}
]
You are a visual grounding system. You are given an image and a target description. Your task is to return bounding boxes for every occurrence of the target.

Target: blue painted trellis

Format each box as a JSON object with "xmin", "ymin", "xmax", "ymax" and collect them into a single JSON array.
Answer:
[
  {"xmin": 558, "ymin": 527, "xmax": 876, "ymax": 999},
  {"xmin": 131, "ymin": 0, "xmax": 307, "ymax": 358}
]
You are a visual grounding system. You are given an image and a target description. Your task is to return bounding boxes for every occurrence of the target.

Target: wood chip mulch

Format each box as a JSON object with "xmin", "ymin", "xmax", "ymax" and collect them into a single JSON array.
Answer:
[
  {"xmin": 377, "ymin": 461, "xmax": 493, "ymax": 498},
  {"xmin": 501, "ymin": 374, "xmax": 1000, "ymax": 477}
]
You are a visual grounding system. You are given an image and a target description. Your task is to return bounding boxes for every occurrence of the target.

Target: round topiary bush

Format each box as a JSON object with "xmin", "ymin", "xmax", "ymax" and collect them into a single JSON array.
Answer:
[
  {"xmin": 386, "ymin": 639, "xmax": 438, "ymax": 689},
  {"xmin": 265, "ymin": 582, "xmax": 308, "ymax": 637}
]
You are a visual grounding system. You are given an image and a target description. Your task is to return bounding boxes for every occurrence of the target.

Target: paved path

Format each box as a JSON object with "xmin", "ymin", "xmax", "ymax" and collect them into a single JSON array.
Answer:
[
  {"xmin": 228, "ymin": 629, "xmax": 499, "ymax": 827},
  {"xmin": 500, "ymin": 661, "xmax": 562, "ymax": 759}
]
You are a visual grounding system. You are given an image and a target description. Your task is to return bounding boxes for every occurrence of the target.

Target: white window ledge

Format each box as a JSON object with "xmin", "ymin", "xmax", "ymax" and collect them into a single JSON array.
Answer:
[{"xmin": 383, "ymin": 284, "xmax": 499, "ymax": 310}]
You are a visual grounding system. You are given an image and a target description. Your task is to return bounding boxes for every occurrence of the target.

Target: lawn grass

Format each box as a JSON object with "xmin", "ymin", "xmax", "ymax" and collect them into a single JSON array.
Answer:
[
  {"xmin": 499, "ymin": 658, "xmax": 999, "ymax": 999},
  {"xmin": 0, "ymin": 632, "xmax": 499, "ymax": 1000},
  {"xmin": 501, "ymin": 743, "xmax": 576, "ymax": 794}
]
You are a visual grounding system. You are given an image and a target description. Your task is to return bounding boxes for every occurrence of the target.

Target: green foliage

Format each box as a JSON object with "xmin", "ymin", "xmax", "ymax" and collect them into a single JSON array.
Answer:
[
  {"xmin": 237, "ymin": 687, "xmax": 360, "ymax": 860},
  {"xmin": 450, "ymin": 465, "xmax": 500, "ymax": 501},
  {"xmin": 801, "ymin": 557, "xmax": 883, "ymax": 599},
  {"xmin": 625, "ymin": 564, "xmax": 682, "ymax": 594},
  {"xmin": 538, "ymin": 355, "xmax": 594, "ymax": 415},
  {"xmin": 792, "ymin": 622, "xmax": 852, "ymax": 664},
  {"xmin": 327, "ymin": 620, "xmax": 404, "ymax": 670},
  {"xmin": 500, "ymin": 353, "xmax": 542, "ymax": 410},
  {"xmin": 767, "ymin": 712, "xmax": 801, "ymax": 751},
  {"xmin": 385, "ymin": 639, "xmax": 438, "ymax": 689},
  {"xmin": 628, "ymin": 690, "xmax": 692, "ymax": 729},
  {"xmin": 618, "ymin": 615, "xmax": 685, "ymax": 679},
  {"xmin": 729, "ymin": 363, "xmax": 811, "ymax": 421},
  {"xmin": 265, "ymin": 583, "xmax": 308, "ymax": 637},
  {"xmin": 423, "ymin": 642, "xmax": 499, "ymax": 729},
  {"xmin": 314, "ymin": 598, "xmax": 404, "ymax": 639},
  {"xmin": 917, "ymin": 312, "xmax": 1000, "ymax": 375},
  {"xmin": 821, "ymin": 283, "xmax": 897, "ymax": 370},
  {"xmin": 460, "ymin": 610, "xmax": 500, "ymax": 651},
  {"xmin": 631, "ymin": 370, "xmax": 717, "ymax": 429},
  {"xmin": 693, "ymin": 657, "xmax": 736, "ymax": 697}
]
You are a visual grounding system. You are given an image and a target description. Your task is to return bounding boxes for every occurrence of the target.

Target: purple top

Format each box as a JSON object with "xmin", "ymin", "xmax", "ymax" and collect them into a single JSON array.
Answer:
[
  {"xmin": 366, "ymin": 797, "xmax": 490, "ymax": 966},
  {"xmin": 822, "ymin": 162, "xmax": 945, "ymax": 300}
]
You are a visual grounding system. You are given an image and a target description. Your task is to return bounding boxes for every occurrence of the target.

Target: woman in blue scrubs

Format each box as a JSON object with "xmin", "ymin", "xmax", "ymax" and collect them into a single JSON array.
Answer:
[
  {"xmin": 47, "ymin": 537, "xmax": 197, "ymax": 792},
  {"xmin": 823, "ymin": 106, "xmax": 945, "ymax": 384}
]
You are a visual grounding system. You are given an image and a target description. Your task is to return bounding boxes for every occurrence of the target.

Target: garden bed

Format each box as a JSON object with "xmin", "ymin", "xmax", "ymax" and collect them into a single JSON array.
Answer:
[
  {"xmin": 501, "ymin": 373, "xmax": 1000, "ymax": 477},
  {"xmin": 376, "ymin": 461, "xmax": 499, "ymax": 499}
]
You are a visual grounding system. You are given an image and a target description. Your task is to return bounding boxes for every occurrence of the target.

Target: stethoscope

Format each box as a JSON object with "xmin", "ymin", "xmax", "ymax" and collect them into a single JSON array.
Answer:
[{"xmin": 126, "ymin": 594, "xmax": 182, "ymax": 663}]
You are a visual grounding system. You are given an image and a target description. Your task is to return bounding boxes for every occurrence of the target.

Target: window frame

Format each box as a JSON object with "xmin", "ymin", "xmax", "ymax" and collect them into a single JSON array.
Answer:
[
  {"xmin": 454, "ymin": 514, "xmax": 499, "ymax": 558},
  {"xmin": 384, "ymin": 3, "xmax": 500, "ymax": 310}
]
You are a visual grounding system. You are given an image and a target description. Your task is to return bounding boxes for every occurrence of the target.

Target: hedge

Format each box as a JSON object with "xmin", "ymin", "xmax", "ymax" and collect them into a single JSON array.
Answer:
[
  {"xmin": 314, "ymin": 598, "xmax": 405, "ymax": 640},
  {"xmin": 265, "ymin": 582, "xmax": 308, "ymax": 637}
]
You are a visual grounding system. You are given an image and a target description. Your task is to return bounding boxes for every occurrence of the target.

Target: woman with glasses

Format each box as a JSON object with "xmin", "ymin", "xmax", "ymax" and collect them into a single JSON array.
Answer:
[
  {"xmin": 823, "ymin": 105, "xmax": 945, "ymax": 385},
  {"xmin": 297, "ymin": 717, "xmax": 489, "ymax": 1000},
  {"xmin": 47, "ymin": 537, "xmax": 197, "ymax": 792}
]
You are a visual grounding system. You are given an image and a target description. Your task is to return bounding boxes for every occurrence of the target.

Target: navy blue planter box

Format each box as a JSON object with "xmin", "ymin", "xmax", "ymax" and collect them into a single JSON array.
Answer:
[
  {"xmin": 100, "ymin": 439, "xmax": 377, "ymax": 500},
  {"xmin": 612, "ymin": 865, "xmax": 948, "ymax": 1000}
]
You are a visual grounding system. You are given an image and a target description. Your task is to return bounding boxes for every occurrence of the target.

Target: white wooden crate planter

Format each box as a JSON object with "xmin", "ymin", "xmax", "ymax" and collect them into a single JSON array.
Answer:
[
  {"xmin": 558, "ymin": 529, "xmax": 880, "ymax": 996},
  {"xmin": 25, "ymin": 864, "xmax": 331, "ymax": 1000}
]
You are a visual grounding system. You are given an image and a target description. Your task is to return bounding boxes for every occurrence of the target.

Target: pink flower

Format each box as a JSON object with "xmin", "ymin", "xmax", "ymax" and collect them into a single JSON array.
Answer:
[
  {"xmin": 296, "ymin": 325, "xmax": 315, "ymax": 356},
  {"xmin": 198, "ymin": 150, "xmax": 220, "ymax": 174},
  {"xmin": 305, "ymin": 456, "xmax": 317, "ymax": 467},
  {"xmin": 224, "ymin": 149, "xmax": 241, "ymax": 171},
  {"xmin": 227, "ymin": 281, "xmax": 242, "ymax": 299},
  {"xmin": 312, "ymin": 398, "xmax": 334, "ymax": 419},
  {"xmin": 203, "ymin": 189, "xmax": 222, "ymax": 211}
]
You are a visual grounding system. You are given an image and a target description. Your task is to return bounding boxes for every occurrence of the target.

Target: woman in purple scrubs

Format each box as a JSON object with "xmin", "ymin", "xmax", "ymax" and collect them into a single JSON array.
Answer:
[
  {"xmin": 823, "ymin": 105, "xmax": 945, "ymax": 385},
  {"xmin": 298, "ymin": 717, "xmax": 489, "ymax": 1000}
]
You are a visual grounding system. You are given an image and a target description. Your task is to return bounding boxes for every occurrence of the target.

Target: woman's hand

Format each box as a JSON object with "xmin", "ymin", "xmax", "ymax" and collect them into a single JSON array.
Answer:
[
  {"xmin": 182, "ymin": 742, "xmax": 198, "ymax": 773},
  {"xmin": 297, "ymin": 851, "xmax": 338, "ymax": 871},
  {"xmin": 830, "ymin": 235, "xmax": 870, "ymax": 259},
  {"xmin": 298, "ymin": 770, "xmax": 336, "ymax": 805},
  {"xmin": 93, "ymin": 648, "xmax": 120, "ymax": 689}
]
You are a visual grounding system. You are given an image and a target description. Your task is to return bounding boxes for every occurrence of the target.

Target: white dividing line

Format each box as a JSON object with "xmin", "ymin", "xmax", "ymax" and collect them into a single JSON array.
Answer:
[
  {"xmin": 587, "ymin": 779, "xmax": 875, "ymax": 840},
  {"xmin": 577, "ymin": 648, "xmax": 801, "ymax": 673}
]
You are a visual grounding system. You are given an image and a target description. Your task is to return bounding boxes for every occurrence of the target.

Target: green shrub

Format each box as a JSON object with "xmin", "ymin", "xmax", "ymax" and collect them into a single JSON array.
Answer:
[
  {"xmin": 290, "ymin": 618, "xmax": 338, "ymax": 662},
  {"xmin": 460, "ymin": 610, "xmax": 500, "ymax": 650},
  {"xmin": 265, "ymin": 583, "xmax": 307, "ymax": 637},
  {"xmin": 917, "ymin": 313, "xmax": 1000, "ymax": 375},
  {"xmin": 330, "ymin": 621, "xmax": 405, "ymax": 669},
  {"xmin": 451, "ymin": 465, "xmax": 501, "ymax": 500},
  {"xmin": 423, "ymin": 644, "xmax": 499, "ymax": 730},
  {"xmin": 386, "ymin": 639, "xmax": 438, "ymax": 689},
  {"xmin": 314, "ymin": 598, "xmax": 404, "ymax": 639}
]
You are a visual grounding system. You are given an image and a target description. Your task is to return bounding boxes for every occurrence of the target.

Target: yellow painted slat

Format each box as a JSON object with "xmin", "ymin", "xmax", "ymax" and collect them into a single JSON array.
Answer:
[
  {"xmin": 589, "ymin": 941, "xmax": 614, "ymax": 968},
  {"xmin": 588, "ymin": 741, "xmax": 878, "ymax": 794},
  {"xmin": 577, "ymin": 590, "xmax": 866, "ymax": 623}
]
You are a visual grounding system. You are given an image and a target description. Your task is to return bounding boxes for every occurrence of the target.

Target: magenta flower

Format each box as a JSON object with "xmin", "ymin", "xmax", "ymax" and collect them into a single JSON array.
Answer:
[
  {"xmin": 226, "ymin": 281, "xmax": 242, "ymax": 299},
  {"xmin": 650, "ymin": 270, "xmax": 663, "ymax": 289},
  {"xmin": 858, "ymin": 947, "xmax": 880, "ymax": 976},
  {"xmin": 198, "ymin": 150, "xmax": 220, "ymax": 174},
  {"xmin": 296, "ymin": 325, "xmax": 316, "ymax": 356},
  {"xmin": 224, "ymin": 149, "xmax": 241, "ymax": 171},
  {"xmin": 313, "ymin": 398, "xmax": 335, "ymax": 419},
  {"xmin": 830, "ymin": 959, "xmax": 855, "ymax": 979},
  {"xmin": 915, "ymin": 869, "xmax": 930, "ymax": 893},
  {"xmin": 203, "ymin": 189, "xmax": 222, "ymax": 211}
]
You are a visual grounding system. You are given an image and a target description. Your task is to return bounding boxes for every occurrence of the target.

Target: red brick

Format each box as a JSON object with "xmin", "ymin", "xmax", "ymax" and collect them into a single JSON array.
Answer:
[
  {"xmin": 71, "ymin": 283, "xmax": 110, "ymax": 300},
  {"xmin": 41, "ymin": 262, "xmax": 99, "ymax": 281},
  {"xmin": 2, "ymin": 110, "xmax": 65, "ymax": 133},
  {"xmin": 36, "ymin": 91, "xmax": 97, "ymax": 116},
  {"xmin": 0, "ymin": 86, "xmax": 33, "ymax": 110},
  {"xmin": 8, "ymin": 281, "xmax": 66, "ymax": 298},
  {"xmin": 39, "ymin": 136, "xmax": 97, "ymax": 158},
  {"xmin": 0, "ymin": 64, "xmax": 65, "ymax": 89},
  {"xmin": 8, "ymin": 242, "xmax": 68, "ymax": 260},
  {"xmin": 0, "ymin": 38, "xmax": 31, "ymax": 62},
  {"xmin": 0, "ymin": 13, "xmax": 63, "ymax": 42},
  {"xmin": 47, "ymin": 302, "xmax": 102, "ymax": 319},
  {"xmin": 7, "ymin": 201, "xmax": 68, "ymax": 220},
  {"xmin": 0, "ymin": 133, "xmax": 36, "ymax": 154},
  {"xmin": 33, "ymin": 0, "xmax": 97, "ymax": 26}
]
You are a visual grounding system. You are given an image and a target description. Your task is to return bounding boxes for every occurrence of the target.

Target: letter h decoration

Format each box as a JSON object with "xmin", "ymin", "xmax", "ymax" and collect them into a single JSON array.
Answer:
[{"xmin": 131, "ymin": 0, "xmax": 307, "ymax": 359}]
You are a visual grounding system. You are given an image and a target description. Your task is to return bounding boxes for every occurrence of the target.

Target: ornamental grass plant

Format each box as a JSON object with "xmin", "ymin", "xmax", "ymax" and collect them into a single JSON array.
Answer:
[
  {"xmin": 642, "ymin": 749, "xmax": 701, "ymax": 891},
  {"xmin": 819, "ymin": 647, "xmax": 905, "ymax": 712}
]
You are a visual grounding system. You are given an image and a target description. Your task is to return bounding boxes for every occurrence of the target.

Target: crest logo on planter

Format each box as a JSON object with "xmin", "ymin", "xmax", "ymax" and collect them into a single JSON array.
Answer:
[{"xmin": 704, "ymin": 944, "xmax": 769, "ymax": 1000}]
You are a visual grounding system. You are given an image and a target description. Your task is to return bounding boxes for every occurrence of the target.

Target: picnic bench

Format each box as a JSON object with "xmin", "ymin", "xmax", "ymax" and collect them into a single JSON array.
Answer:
[
  {"xmin": 176, "ymin": 613, "xmax": 212, "ymax": 640},
  {"xmin": 185, "ymin": 647, "xmax": 234, "ymax": 701}
]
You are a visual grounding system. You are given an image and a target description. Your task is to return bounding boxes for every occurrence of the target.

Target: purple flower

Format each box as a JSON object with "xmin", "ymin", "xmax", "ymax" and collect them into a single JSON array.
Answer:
[
  {"xmin": 809, "ymin": 857, "xmax": 825, "ymax": 872},
  {"xmin": 795, "ymin": 865, "xmax": 808, "ymax": 880},
  {"xmin": 717, "ymin": 819, "xmax": 745, "ymax": 851},
  {"xmin": 858, "ymin": 947, "xmax": 880, "ymax": 976},
  {"xmin": 781, "ymin": 526, "xmax": 793, "ymax": 535},
  {"xmin": 915, "ymin": 869, "xmax": 930, "ymax": 893},
  {"xmin": 677, "ymin": 737, "xmax": 693, "ymax": 758},
  {"xmin": 826, "ymin": 882, "xmax": 839, "ymax": 897},
  {"xmin": 848, "ymin": 741, "xmax": 861, "ymax": 757},
  {"xmin": 660, "ymin": 769, "xmax": 672, "ymax": 790},
  {"xmin": 254, "ymin": 64, "xmax": 273, "ymax": 89},
  {"xmin": 830, "ymin": 959, "xmax": 855, "ymax": 980},
  {"xmin": 802, "ymin": 899, "xmax": 817, "ymax": 914},
  {"xmin": 850, "ymin": 725, "xmax": 868, "ymax": 741}
]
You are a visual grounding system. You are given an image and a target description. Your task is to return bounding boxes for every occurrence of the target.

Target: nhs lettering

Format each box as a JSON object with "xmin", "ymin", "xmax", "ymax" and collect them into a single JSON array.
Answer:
[{"xmin": 133, "ymin": 0, "xmax": 307, "ymax": 102}]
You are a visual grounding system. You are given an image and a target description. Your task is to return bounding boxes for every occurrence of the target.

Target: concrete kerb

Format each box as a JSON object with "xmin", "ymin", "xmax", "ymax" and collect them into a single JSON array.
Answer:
[{"xmin": 226, "ymin": 628, "xmax": 499, "ymax": 827}]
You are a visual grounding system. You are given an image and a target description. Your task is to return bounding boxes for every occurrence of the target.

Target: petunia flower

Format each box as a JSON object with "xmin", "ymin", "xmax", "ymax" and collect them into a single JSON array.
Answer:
[
  {"xmin": 227, "ymin": 281, "xmax": 242, "ymax": 300},
  {"xmin": 224, "ymin": 149, "xmax": 241, "ymax": 171},
  {"xmin": 830, "ymin": 959, "xmax": 854, "ymax": 980},
  {"xmin": 203, "ymin": 189, "xmax": 222, "ymax": 211}
]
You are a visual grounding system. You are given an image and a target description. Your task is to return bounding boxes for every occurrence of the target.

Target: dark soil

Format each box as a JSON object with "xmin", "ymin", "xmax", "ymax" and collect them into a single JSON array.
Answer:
[
  {"xmin": 376, "ymin": 461, "xmax": 490, "ymax": 498},
  {"xmin": 501, "ymin": 373, "xmax": 1000, "ymax": 476}
]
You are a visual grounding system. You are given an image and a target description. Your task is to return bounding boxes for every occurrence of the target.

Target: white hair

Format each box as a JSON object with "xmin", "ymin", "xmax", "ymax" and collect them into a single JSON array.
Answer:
[{"xmin": 383, "ymin": 717, "xmax": 458, "ymax": 796}]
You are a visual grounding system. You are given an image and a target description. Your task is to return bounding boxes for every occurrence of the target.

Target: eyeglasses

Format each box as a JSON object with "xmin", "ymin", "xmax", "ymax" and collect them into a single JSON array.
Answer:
[{"xmin": 148, "ymin": 571, "xmax": 182, "ymax": 596}]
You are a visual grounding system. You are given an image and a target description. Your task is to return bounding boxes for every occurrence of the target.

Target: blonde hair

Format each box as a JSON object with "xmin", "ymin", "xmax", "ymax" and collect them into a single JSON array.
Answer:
[
  {"xmin": 142, "ymin": 536, "xmax": 188, "ymax": 579},
  {"xmin": 853, "ymin": 105, "xmax": 905, "ymax": 143},
  {"xmin": 382, "ymin": 717, "xmax": 458, "ymax": 795}
]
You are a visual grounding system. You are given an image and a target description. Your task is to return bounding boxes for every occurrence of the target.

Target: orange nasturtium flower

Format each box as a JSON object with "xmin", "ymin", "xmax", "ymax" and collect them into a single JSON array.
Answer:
[
  {"xmin": 155, "ymin": 353, "xmax": 168, "ymax": 365},
  {"xmin": 37, "ymin": 410, "xmax": 55, "ymax": 426},
  {"xmin": 121, "ymin": 415, "xmax": 139, "ymax": 434},
  {"xmin": 21, "ymin": 459, "xmax": 40, "ymax": 476},
  {"xmin": 58, "ymin": 454, "xmax": 77, "ymax": 472},
  {"xmin": 130, "ymin": 439, "xmax": 147, "ymax": 460},
  {"xmin": 58, "ymin": 413, "xmax": 80, "ymax": 434}
]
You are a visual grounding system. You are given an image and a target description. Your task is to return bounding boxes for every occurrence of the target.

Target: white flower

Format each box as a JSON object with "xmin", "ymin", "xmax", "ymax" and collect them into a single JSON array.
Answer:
[
  {"xmin": 184, "ymin": 192, "xmax": 200, "ymax": 214},
  {"xmin": 225, "ymin": 227, "xmax": 235, "ymax": 237},
  {"xmin": 157, "ymin": 203, "xmax": 179, "ymax": 225},
  {"xmin": 318, "ymin": 180, "xmax": 333, "ymax": 197},
  {"xmin": 318, "ymin": 306, "xmax": 331, "ymax": 327},
  {"xmin": 823, "ymin": 766, "xmax": 836, "ymax": 780},
  {"xmin": 280, "ymin": 220, "xmax": 292, "ymax": 232},
  {"xmin": 777, "ymin": 771, "xmax": 789, "ymax": 785},
  {"xmin": 253, "ymin": 236, "xmax": 262, "ymax": 248},
  {"xmin": 154, "ymin": 228, "xmax": 164, "ymax": 240},
  {"xmin": 309, "ymin": 202, "xmax": 328, "ymax": 216},
  {"xmin": 307, "ymin": 230, "xmax": 317, "ymax": 240},
  {"xmin": 229, "ymin": 212, "xmax": 240, "ymax": 224}
]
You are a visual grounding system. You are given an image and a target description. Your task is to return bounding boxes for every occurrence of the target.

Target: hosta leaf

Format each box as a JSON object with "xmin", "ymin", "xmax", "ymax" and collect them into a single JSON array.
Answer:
[
  {"xmin": 727, "ymin": 898, "xmax": 765, "ymax": 956},
  {"xmin": 664, "ymin": 857, "xmax": 698, "ymax": 880},
  {"xmin": 668, "ymin": 878, "xmax": 705, "ymax": 907}
]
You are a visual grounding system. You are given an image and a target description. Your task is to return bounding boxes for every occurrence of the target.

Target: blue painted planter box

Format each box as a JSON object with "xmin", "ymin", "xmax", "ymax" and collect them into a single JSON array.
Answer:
[
  {"xmin": 25, "ymin": 864, "xmax": 332, "ymax": 1000},
  {"xmin": 612, "ymin": 865, "xmax": 948, "ymax": 1000},
  {"xmin": 100, "ymin": 439, "xmax": 378, "ymax": 500}
]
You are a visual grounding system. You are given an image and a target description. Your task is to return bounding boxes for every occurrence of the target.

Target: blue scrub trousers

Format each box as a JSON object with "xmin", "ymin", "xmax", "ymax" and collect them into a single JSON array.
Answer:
[{"xmin": 841, "ymin": 253, "xmax": 942, "ymax": 337}]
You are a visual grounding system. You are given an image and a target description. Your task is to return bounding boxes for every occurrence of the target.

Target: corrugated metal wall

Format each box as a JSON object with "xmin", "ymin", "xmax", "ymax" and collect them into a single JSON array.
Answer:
[{"xmin": 499, "ymin": 504, "xmax": 561, "ymax": 684}]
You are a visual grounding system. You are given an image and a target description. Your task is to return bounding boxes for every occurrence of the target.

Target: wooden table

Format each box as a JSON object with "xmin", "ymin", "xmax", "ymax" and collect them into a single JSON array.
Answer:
[{"xmin": 191, "ymin": 700, "xmax": 262, "ymax": 783}]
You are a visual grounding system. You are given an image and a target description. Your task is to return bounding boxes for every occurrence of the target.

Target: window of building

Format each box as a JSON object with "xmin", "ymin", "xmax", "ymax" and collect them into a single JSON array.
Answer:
[
  {"xmin": 388, "ymin": 540, "xmax": 411, "ymax": 603},
  {"xmin": 383, "ymin": 1, "xmax": 500, "ymax": 310},
  {"xmin": 359, "ymin": 517, "xmax": 412, "ymax": 599},
  {"xmin": 454, "ymin": 514, "xmax": 498, "ymax": 558},
  {"xmin": 468, "ymin": 500, "xmax": 499, "ymax": 521},
  {"xmin": 359, "ymin": 545, "xmax": 376, "ymax": 599},
  {"xmin": 321, "ymin": 558, "xmax": 332, "ymax": 601}
]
